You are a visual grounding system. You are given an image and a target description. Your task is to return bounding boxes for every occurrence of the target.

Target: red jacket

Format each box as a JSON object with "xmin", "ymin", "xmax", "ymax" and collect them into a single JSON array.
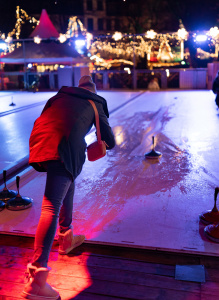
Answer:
[{"xmin": 29, "ymin": 86, "xmax": 115, "ymax": 179}]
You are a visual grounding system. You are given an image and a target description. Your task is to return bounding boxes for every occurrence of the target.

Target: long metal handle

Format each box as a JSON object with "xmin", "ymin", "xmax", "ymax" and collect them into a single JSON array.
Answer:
[
  {"xmin": 3, "ymin": 170, "xmax": 7, "ymax": 190},
  {"xmin": 16, "ymin": 176, "xmax": 21, "ymax": 197},
  {"xmin": 152, "ymin": 136, "xmax": 155, "ymax": 150},
  {"xmin": 213, "ymin": 187, "xmax": 219, "ymax": 212}
]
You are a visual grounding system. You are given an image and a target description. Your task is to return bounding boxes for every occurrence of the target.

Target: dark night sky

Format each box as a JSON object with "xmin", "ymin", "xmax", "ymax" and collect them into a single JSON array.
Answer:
[
  {"xmin": 0, "ymin": 0, "xmax": 218, "ymax": 36},
  {"xmin": 0, "ymin": 0, "xmax": 83, "ymax": 36}
]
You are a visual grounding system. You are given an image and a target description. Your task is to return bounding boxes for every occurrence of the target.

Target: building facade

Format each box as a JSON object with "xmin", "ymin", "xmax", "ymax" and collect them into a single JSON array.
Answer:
[{"xmin": 82, "ymin": 0, "xmax": 117, "ymax": 35}]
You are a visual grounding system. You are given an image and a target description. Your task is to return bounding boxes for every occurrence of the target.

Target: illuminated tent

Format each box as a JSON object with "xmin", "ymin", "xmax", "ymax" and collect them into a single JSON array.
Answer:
[
  {"xmin": 30, "ymin": 9, "xmax": 59, "ymax": 39},
  {"xmin": 0, "ymin": 9, "xmax": 88, "ymax": 65}
]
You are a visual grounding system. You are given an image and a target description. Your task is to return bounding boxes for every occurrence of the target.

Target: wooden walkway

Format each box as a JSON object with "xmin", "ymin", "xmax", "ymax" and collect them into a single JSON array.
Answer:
[{"xmin": 1, "ymin": 235, "xmax": 219, "ymax": 299}]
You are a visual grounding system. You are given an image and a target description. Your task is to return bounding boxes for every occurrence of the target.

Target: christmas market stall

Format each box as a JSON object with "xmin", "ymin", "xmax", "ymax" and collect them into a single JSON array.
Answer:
[{"xmin": 0, "ymin": 9, "xmax": 89, "ymax": 90}]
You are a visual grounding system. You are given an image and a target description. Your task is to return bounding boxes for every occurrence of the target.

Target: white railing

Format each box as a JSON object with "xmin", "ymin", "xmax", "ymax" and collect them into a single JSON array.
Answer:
[{"xmin": 0, "ymin": 68, "xmax": 208, "ymax": 91}]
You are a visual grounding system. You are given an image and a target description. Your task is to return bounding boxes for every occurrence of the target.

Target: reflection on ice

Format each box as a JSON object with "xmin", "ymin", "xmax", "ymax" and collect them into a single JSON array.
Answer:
[
  {"xmin": 1, "ymin": 90, "xmax": 219, "ymax": 254},
  {"xmin": 0, "ymin": 114, "xmax": 27, "ymax": 158},
  {"xmin": 73, "ymin": 92, "xmax": 219, "ymax": 249},
  {"xmin": 114, "ymin": 125, "xmax": 125, "ymax": 146},
  {"xmin": 74, "ymin": 109, "xmax": 192, "ymax": 238}
]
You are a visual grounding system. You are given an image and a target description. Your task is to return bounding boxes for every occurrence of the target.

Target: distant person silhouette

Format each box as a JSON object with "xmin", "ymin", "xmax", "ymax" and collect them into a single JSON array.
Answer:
[
  {"xmin": 212, "ymin": 71, "xmax": 219, "ymax": 108},
  {"xmin": 148, "ymin": 77, "xmax": 160, "ymax": 91}
]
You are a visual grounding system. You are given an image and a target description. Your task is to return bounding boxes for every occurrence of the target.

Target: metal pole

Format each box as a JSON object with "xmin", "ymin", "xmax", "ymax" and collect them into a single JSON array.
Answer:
[
  {"xmin": 132, "ymin": 35, "xmax": 137, "ymax": 89},
  {"xmin": 23, "ymin": 40, "xmax": 27, "ymax": 89},
  {"xmin": 180, "ymin": 39, "xmax": 184, "ymax": 60},
  {"xmin": 215, "ymin": 43, "xmax": 219, "ymax": 60}
]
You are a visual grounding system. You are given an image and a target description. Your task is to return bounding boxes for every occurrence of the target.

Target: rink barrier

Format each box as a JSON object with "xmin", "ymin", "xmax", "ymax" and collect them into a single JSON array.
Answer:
[
  {"xmin": 0, "ymin": 155, "xmax": 29, "ymax": 186},
  {"xmin": 0, "ymin": 68, "xmax": 208, "ymax": 91}
]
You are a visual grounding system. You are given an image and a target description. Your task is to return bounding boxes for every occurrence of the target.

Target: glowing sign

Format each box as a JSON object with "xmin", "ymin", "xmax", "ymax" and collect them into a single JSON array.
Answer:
[
  {"xmin": 75, "ymin": 39, "xmax": 86, "ymax": 54},
  {"xmin": 0, "ymin": 41, "xmax": 7, "ymax": 50},
  {"xmin": 195, "ymin": 34, "xmax": 207, "ymax": 42}
]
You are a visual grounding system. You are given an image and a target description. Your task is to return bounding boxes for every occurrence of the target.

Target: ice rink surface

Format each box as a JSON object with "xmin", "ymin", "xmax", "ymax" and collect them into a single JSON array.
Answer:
[
  {"xmin": 0, "ymin": 90, "xmax": 141, "ymax": 171},
  {"xmin": 1, "ymin": 89, "xmax": 219, "ymax": 256}
]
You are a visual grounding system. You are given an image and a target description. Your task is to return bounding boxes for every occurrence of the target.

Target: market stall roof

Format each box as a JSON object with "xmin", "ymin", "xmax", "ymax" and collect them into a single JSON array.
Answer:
[
  {"xmin": 0, "ymin": 9, "xmax": 88, "ymax": 65},
  {"xmin": 30, "ymin": 9, "xmax": 59, "ymax": 39},
  {"xmin": 0, "ymin": 41, "xmax": 87, "ymax": 64}
]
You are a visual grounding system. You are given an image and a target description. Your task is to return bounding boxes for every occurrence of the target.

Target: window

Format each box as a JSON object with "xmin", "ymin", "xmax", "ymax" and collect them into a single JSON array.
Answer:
[
  {"xmin": 97, "ymin": 1, "xmax": 103, "ymax": 10},
  {"xmin": 115, "ymin": 19, "xmax": 120, "ymax": 31},
  {"xmin": 106, "ymin": 19, "xmax": 111, "ymax": 31},
  {"xmin": 98, "ymin": 18, "xmax": 104, "ymax": 31},
  {"xmin": 87, "ymin": 18, "xmax": 93, "ymax": 31},
  {"xmin": 87, "ymin": 0, "xmax": 92, "ymax": 11}
]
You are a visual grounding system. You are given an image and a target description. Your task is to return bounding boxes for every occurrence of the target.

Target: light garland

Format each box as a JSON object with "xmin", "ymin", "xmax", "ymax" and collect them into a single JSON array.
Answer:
[
  {"xmin": 177, "ymin": 28, "xmax": 188, "ymax": 40},
  {"xmin": 58, "ymin": 33, "xmax": 67, "ymax": 43},
  {"xmin": 66, "ymin": 16, "xmax": 87, "ymax": 38},
  {"xmin": 90, "ymin": 54, "xmax": 133, "ymax": 69},
  {"xmin": 208, "ymin": 27, "xmax": 219, "ymax": 40},
  {"xmin": 0, "ymin": 6, "xmax": 39, "ymax": 54},
  {"xmin": 208, "ymin": 27, "xmax": 219, "ymax": 57},
  {"xmin": 157, "ymin": 39, "xmax": 173, "ymax": 61},
  {"xmin": 0, "ymin": 6, "xmax": 218, "ymax": 68},
  {"xmin": 34, "ymin": 36, "xmax": 42, "ymax": 44},
  {"xmin": 7, "ymin": 6, "xmax": 39, "ymax": 40},
  {"xmin": 113, "ymin": 32, "xmax": 123, "ymax": 41},
  {"xmin": 146, "ymin": 30, "xmax": 157, "ymax": 39},
  {"xmin": 89, "ymin": 32, "xmax": 182, "ymax": 64}
]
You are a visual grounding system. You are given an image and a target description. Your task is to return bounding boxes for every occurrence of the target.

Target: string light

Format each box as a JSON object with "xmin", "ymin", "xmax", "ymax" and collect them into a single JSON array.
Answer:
[
  {"xmin": 90, "ymin": 54, "xmax": 133, "ymax": 69},
  {"xmin": 6, "ymin": 6, "xmax": 39, "ymax": 40},
  {"xmin": 208, "ymin": 27, "xmax": 219, "ymax": 57},
  {"xmin": 0, "ymin": 6, "xmax": 40, "ymax": 54},
  {"xmin": 66, "ymin": 16, "xmax": 87, "ymax": 38},
  {"xmin": 34, "ymin": 36, "xmax": 42, "ymax": 44},
  {"xmin": 208, "ymin": 27, "xmax": 219, "ymax": 39},
  {"xmin": 157, "ymin": 39, "xmax": 173, "ymax": 61},
  {"xmin": 177, "ymin": 28, "xmax": 188, "ymax": 40},
  {"xmin": 113, "ymin": 32, "xmax": 123, "ymax": 41},
  {"xmin": 146, "ymin": 30, "xmax": 157, "ymax": 39},
  {"xmin": 1, "ymin": 6, "xmax": 218, "ymax": 68},
  {"xmin": 89, "ymin": 33, "xmax": 181, "ymax": 65},
  {"xmin": 86, "ymin": 32, "xmax": 93, "ymax": 49},
  {"xmin": 58, "ymin": 33, "xmax": 67, "ymax": 43},
  {"xmin": 5, "ymin": 36, "xmax": 13, "ymax": 43}
]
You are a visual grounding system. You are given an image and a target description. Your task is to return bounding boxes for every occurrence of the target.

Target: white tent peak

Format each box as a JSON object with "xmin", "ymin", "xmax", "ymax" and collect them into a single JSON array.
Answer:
[{"xmin": 29, "ymin": 9, "xmax": 59, "ymax": 39}]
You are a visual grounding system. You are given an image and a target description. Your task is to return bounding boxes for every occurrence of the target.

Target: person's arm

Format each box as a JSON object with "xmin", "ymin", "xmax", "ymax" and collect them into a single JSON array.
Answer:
[{"xmin": 96, "ymin": 103, "xmax": 115, "ymax": 150}]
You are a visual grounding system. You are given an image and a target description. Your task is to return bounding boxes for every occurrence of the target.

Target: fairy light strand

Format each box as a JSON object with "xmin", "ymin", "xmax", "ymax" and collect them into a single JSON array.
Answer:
[{"xmin": 0, "ymin": 6, "xmax": 219, "ymax": 67}]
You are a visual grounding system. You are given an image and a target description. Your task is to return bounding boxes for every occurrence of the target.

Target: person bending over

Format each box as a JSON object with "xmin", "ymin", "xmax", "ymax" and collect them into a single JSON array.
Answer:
[{"xmin": 22, "ymin": 75, "xmax": 115, "ymax": 299}]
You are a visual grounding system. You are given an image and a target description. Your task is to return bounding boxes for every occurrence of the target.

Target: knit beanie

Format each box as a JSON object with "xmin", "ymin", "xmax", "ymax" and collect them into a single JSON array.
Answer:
[{"xmin": 78, "ymin": 75, "xmax": 97, "ymax": 94}]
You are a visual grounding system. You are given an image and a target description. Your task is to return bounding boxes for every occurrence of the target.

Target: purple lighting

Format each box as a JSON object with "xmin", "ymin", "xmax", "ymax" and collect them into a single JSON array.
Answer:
[{"xmin": 195, "ymin": 34, "xmax": 208, "ymax": 42}]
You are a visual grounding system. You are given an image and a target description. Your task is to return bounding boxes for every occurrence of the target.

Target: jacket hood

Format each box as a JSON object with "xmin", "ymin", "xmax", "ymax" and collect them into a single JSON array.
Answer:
[{"xmin": 59, "ymin": 86, "xmax": 109, "ymax": 118}]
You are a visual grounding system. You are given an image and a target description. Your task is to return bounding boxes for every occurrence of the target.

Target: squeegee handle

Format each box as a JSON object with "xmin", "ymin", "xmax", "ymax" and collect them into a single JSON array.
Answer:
[
  {"xmin": 16, "ymin": 176, "xmax": 20, "ymax": 196},
  {"xmin": 3, "ymin": 170, "xmax": 7, "ymax": 189}
]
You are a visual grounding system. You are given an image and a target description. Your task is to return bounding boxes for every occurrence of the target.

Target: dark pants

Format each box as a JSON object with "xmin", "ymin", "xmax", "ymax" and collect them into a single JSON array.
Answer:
[{"xmin": 32, "ymin": 160, "xmax": 74, "ymax": 267}]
